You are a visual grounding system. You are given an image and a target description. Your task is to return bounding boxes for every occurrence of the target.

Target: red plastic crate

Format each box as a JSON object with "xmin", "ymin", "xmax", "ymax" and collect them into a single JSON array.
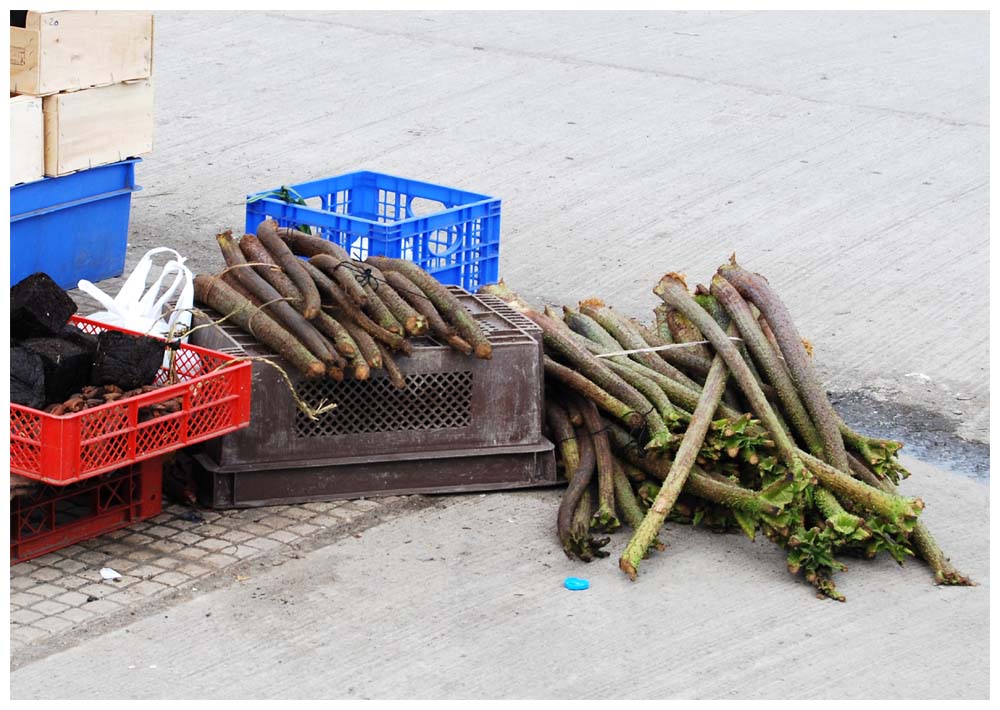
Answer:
[
  {"xmin": 10, "ymin": 456, "xmax": 164, "ymax": 565},
  {"xmin": 10, "ymin": 316, "xmax": 253, "ymax": 485}
]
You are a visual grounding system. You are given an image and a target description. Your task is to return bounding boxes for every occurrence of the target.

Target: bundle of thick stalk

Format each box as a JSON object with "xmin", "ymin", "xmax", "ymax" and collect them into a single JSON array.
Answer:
[
  {"xmin": 480, "ymin": 258, "xmax": 973, "ymax": 601},
  {"xmin": 192, "ymin": 221, "xmax": 490, "ymax": 390}
]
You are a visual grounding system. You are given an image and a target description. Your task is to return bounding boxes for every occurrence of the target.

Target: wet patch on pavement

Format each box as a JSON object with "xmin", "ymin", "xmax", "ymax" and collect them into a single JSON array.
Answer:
[{"xmin": 831, "ymin": 391, "xmax": 989, "ymax": 483}]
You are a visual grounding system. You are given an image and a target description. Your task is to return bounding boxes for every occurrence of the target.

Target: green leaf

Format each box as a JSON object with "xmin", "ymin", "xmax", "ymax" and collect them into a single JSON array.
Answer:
[
  {"xmin": 829, "ymin": 512, "xmax": 866, "ymax": 538},
  {"xmin": 759, "ymin": 479, "xmax": 795, "ymax": 508},
  {"xmin": 732, "ymin": 509, "xmax": 757, "ymax": 541}
]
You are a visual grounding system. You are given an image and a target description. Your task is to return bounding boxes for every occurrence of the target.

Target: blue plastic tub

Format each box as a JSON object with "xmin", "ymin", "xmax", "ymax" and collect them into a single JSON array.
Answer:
[
  {"xmin": 10, "ymin": 158, "xmax": 142, "ymax": 289},
  {"xmin": 246, "ymin": 171, "xmax": 501, "ymax": 291}
]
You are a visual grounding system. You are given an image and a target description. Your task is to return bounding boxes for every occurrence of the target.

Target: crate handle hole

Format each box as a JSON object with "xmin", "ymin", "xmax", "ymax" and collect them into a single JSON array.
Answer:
[{"xmin": 407, "ymin": 197, "xmax": 448, "ymax": 219}]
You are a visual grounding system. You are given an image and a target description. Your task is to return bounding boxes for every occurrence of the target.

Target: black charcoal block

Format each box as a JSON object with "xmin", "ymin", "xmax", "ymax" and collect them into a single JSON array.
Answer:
[
  {"xmin": 11, "ymin": 347, "xmax": 46, "ymax": 409},
  {"xmin": 92, "ymin": 331, "xmax": 165, "ymax": 391},
  {"xmin": 21, "ymin": 337, "xmax": 93, "ymax": 404},
  {"xmin": 11, "ymin": 272, "xmax": 78, "ymax": 341},
  {"xmin": 59, "ymin": 324, "xmax": 100, "ymax": 356}
]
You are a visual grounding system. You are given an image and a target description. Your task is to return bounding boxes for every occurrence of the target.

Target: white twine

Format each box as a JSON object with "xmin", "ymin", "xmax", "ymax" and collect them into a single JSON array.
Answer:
[{"xmin": 593, "ymin": 337, "xmax": 743, "ymax": 358}]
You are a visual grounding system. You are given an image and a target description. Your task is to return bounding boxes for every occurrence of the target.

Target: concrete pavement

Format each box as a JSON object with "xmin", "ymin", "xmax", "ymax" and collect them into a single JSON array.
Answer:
[
  {"xmin": 10, "ymin": 457, "xmax": 989, "ymax": 699},
  {"xmin": 9, "ymin": 494, "xmax": 423, "ymax": 661}
]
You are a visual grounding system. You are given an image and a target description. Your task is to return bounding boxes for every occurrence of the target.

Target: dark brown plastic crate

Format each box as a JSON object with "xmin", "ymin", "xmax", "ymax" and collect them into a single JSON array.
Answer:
[
  {"xmin": 190, "ymin": 288, "xmax": 554, "ymax": 500},
  {"xmin": 191, "ymin": 441, "xmax": 556, "ymax": 508}
]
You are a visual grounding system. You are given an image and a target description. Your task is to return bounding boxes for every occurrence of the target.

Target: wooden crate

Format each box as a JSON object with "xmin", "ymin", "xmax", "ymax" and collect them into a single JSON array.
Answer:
[
  {"xmin": 10, "ymin": 94, "xmax": 43, "ymax": 185},
  {"xmin": 10, "ymin": 11, "xmax": 153, "ymax": 97},
  {"xmin": 43, "ymin": 80, "xmax": 154, "ymax": 177}
]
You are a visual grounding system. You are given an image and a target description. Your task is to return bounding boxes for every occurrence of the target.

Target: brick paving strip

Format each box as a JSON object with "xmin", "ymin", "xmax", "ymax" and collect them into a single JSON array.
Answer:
[{"xmin": 10, "ymin": 494, "xmax": 436, "ymax": 668}]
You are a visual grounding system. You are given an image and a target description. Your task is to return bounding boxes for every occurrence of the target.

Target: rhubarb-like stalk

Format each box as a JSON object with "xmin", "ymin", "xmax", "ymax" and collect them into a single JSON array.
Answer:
[
  {"xmin": 711, "ymin": 274, "xmax": 825, "ymax": 458},
  {"xmin": 578, "ymin": 398, "xmax": 620, "ymax": 532},
  {"xmin": 620, "ymin": 326, "xmax": 731, "ymax": 580},
  {"xmin": 719, "ymin": 258, "xmax": 849, "ymax": 472}
]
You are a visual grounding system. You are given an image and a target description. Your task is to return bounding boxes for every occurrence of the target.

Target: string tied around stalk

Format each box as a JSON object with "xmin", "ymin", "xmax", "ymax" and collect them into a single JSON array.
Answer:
[{"xmin": 593, "ymin": 338, "xmax": 743, "ymax": 359}]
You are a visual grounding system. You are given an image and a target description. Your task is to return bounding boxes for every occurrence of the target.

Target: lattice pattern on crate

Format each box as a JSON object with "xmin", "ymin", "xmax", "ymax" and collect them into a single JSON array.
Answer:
[
  {"xmin": 475, "ymin": 319, "xmax": 501, "ymax": 334},
  {"xmin": 11, "ymin": 467, "xmax": 136, "ymax": 542},
  {"xmin": 323, "ymin": 187, "xmax": 448, "ymax": 224},
  {"xmin": 156, "ymin": 351, "xmax": 227, "ymax": 385},
  {"xmin": 76, "ymin": 320, "xmax": 104, "ymax": 336},
  {"xmin": 136, "ymin": 417, "xmax": 181, "ymax": 456},
  {"xmin": 80, "ymin": 433, "xmax": 130, "ymax": 474},
  {"xmin": 10, "ymin": 407, "xmax": 42, "ymax": 443},
  {"xmin": 313, "ymin": 222, "xmax": 490, "ymax": 271},
  {"xmin": 474, "ymin": 295, "xmax": 541, "ymax": 335},
  {"xmin": 10, "ymin": 441, "xmax": 41, "ymax": 473},
  {"xmin": 189, "ymin": 402, "xmax": 231, "ymax": 438},
  {"xmin": 177, "ymin": 348, "xmax": 227, "ymax": 378},
  {"xmin": 96, "ymin": 474, "xmax": 134, "ymax": 512},
  {"xmin": 10, "ymin": 408, "xmax": 43, "ymax": 473},
  {"xmin": 468, "ymin": 315, "xmax": 537, "ymax": 344},
  {"xmin": 294, "ymin": 371, "xmax": 474, "ymax": 437},
  {"xmin": 189, "ymin": 375, "xmax": 231, "ymax": 407},
  {"xmin": 301, "ymin": 190, "xmax": 489, "ymax": 272},
  {"xmin": 80, "ymin": 404, "xmax": 130, "ymax": 442}
]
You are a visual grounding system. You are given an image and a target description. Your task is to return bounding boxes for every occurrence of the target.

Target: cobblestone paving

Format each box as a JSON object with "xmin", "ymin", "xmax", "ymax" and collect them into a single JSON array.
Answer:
[{"xmin": 10, "ymin": 496, "xmax": 406, "ymax": 655}]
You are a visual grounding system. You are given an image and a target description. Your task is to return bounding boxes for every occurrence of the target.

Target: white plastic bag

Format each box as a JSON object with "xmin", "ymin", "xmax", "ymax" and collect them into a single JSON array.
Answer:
[{"xmin": 77, "ymin": 247, "xmax": 194, "ymax": 344}]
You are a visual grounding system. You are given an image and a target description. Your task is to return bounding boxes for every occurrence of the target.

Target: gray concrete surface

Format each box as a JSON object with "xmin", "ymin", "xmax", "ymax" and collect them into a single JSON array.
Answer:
[
  {"xmin": 12, "ymin": 10, "xmax": 990, "ymax": 700},
  {"xmin": 10, "ymin": 457, "xmax": 989, "ymax": 699},
  {"xmin": 9, "ymin": 494, "xmax": 418, "ymax": 659},
  {"xmin": 120, "ymin": 10, "xmax": 988, "ymax": 446}
]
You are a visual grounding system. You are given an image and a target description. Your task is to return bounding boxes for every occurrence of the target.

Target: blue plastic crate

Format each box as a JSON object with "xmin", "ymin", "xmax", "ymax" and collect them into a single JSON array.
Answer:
[
  {"xmin": 246, "ymin": 171, "xmax": 501, "ymax": 291},
  {"xmin": 10, "ymin": 159, "xmax": 142, "ymax": 289}
]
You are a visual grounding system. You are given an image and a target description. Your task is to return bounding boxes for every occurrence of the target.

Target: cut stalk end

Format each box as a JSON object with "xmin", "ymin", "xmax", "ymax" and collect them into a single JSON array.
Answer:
[
  {"xmin": 934, "ymin": 566, "xmax": 976, "ymax": 586},
  {"xmin": 446, "ymin": 335, "xmax": 473, "ymax": 355},
  {"xmin": 305, "ymin": 363, "xmax": 326, "ymax": 379}
]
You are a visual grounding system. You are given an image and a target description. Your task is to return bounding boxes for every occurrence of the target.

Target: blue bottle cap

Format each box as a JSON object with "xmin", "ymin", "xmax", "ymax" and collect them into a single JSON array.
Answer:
[{"xmin": 564, "ymin": 576, "xmax": 590, "ymax": 591}]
